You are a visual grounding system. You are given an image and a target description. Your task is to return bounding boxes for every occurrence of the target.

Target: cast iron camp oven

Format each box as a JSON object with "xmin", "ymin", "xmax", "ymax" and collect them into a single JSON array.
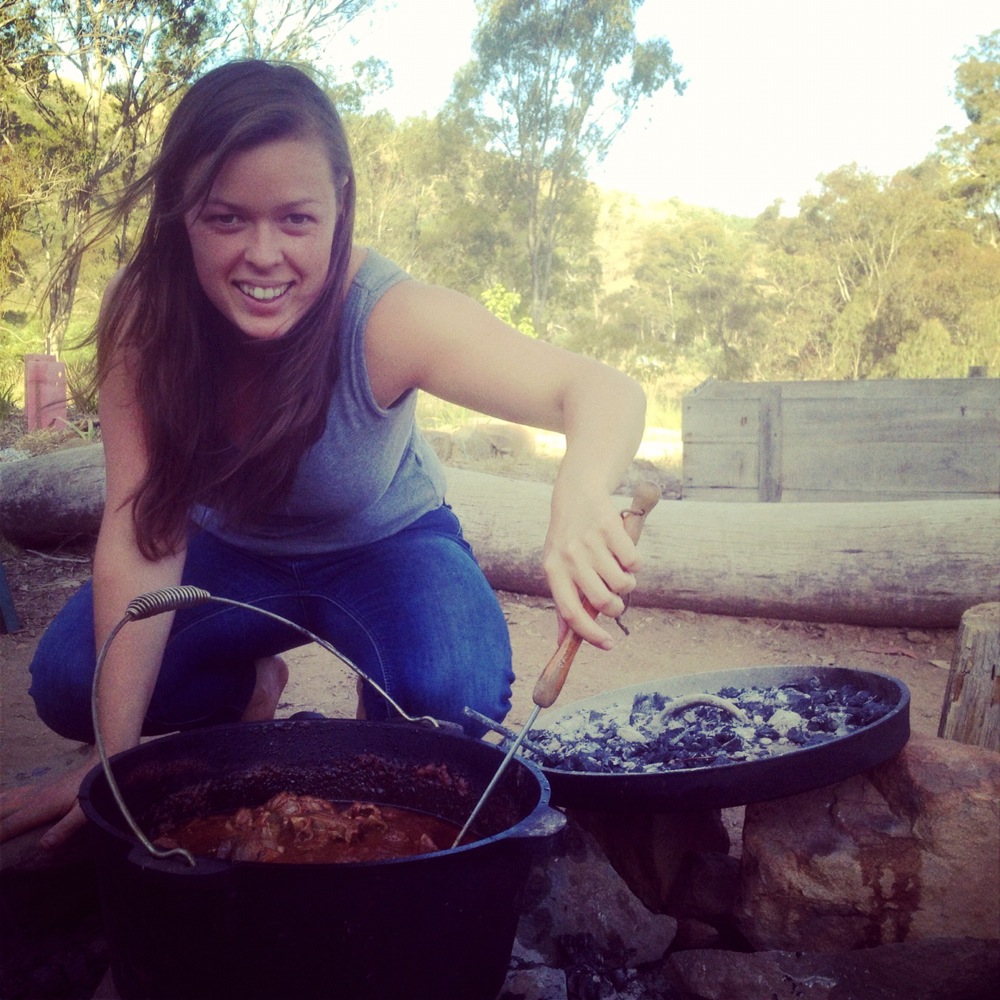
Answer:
[
  {"xmin": 523, "ymin": 665, "xmax": 910, "ymax": 811},
  {"xmin": 79, "ymin": 718, "xmax": 565, "ymax": 1000}
]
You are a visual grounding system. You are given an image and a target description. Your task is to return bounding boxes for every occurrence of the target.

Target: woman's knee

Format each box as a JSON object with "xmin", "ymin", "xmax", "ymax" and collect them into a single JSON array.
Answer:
[{"xmin": 28, "ymin": 587, "xmax": 98, "ymax": 742}]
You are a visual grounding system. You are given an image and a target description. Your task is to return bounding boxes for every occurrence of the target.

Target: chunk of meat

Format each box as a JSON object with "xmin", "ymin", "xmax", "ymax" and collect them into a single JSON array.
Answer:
[{"xmin": 155, "ymin": 792, "xmax": 463, "ymax": 863}]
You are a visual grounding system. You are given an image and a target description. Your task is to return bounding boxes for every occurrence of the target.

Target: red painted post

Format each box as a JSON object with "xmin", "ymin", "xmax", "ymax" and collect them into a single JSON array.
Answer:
[{"xmin": 24, "ymin": 353, "xmax": 68, "ymax": 431}]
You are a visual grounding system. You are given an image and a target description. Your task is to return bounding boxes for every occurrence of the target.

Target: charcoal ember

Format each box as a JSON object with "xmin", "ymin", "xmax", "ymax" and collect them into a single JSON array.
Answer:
[
  {"xmin": 564, "ymin": 752, "xmax": 604, "ymax": 773},
  {"xmin": 807, "ymin": 714, "xmax": 838, "ymax": 733},
  {"xmin": 857, "ymin": 697, "xmax": 893, "ymax": 725},
  {"xmin": 631, "ymin": 691, "xmax": 668, "ymax": 719},
  {"xmin": 526, "ymin": 680, "xmax": 894, "ymax": 776},
  {"xmin": 779, "ymin": 689, "xmax": 812, "ymax": 714},
  {"xmin": 808, "ymin": 686, "xmax": 836, "ymax": 706},
  {"xmin": 763, "ymin": 708, "xmax": 804, "ymax": 735}
]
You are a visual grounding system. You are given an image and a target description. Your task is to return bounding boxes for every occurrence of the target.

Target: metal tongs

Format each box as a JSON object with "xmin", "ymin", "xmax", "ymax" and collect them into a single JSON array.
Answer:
[{"xmin": 452, "ymin": 481, "xmax": 661, "ymax": 847}]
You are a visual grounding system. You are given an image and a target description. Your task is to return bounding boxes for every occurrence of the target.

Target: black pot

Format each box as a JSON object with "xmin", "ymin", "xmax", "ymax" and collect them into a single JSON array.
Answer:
[{"xmin": 79, "ymin": 719, "xmax": 565, "ymax": 1000}]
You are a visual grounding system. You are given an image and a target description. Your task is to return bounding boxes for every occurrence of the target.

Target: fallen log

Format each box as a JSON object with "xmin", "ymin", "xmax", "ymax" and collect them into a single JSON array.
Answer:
[
  {"xmin": 0, "ymin": 444, "xmax": 105, "ymax": 546},
  {"xmin": 440, "ymin": 468, "xmax": 999, "ymax": 628},
  {"xmin": 1, "ymin": 450, "xmax": 996, "ymax": 627}
]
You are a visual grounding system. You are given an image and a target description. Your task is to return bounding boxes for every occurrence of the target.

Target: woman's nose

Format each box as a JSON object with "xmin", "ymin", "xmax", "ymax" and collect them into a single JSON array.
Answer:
[{"xmin": 243, "ymin": 224, "xmax": 282, "ymax": 268}]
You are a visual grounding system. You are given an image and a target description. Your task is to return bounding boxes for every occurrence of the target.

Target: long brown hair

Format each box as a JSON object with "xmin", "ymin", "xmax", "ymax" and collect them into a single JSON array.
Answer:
[{"xmin": 95, "ymin": 61, "xmax": 357, "ymax": 558}]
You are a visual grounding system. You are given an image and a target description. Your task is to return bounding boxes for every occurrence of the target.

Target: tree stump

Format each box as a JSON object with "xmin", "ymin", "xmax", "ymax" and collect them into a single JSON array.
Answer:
[{"xmin": 938, "ymin": 602, "xmax": 1000, "ymax": 751}]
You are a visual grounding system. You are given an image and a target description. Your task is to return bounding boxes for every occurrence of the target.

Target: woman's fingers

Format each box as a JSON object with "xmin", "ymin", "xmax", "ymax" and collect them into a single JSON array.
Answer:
[
  {"xmin": 544, "ymin": 524, "xmax": 641, "ymax": 647},
  {"xmin": 546, "ymin": 557, "xmax": 635, "ymax": 649},
  {"xmin": 38, "ymin": 802, "xmax": 88, "ymax": 850},
  {"xmin": 0, "ymin": 759, "xmax": 93, "ymax": 847}
]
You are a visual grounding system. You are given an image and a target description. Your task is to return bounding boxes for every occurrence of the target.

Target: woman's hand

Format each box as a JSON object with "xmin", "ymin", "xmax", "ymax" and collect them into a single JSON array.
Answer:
[
  {"xmin": 542, "ymin": 488, "xmax": 641, "ymax": 650},
  {"xmin": 0, "ymin": 750, "xmax": 97, "ymax": 849}
]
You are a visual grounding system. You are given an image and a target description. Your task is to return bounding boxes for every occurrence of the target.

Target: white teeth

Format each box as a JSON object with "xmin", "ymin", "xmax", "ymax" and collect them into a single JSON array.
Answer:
[{"xmin": 238, "ymin": 283, "xmax": 291, "ymax": 301}]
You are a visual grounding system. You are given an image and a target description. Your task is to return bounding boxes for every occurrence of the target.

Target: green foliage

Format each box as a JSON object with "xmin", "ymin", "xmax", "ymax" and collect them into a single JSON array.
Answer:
[
  {"xmin": 2, "ymin": 0, "xmax": 377, "ymax": 353},
  {"xmin": 940, "ymin": 31, "xmax": 1000, "ymax": 242},
  {"xmin": 55, "ymin": 414, "xmax": 100, "ymax": 441},
  {"xmin": 481, "ymin": 284, "xmax": 536, "ymax": 337},
  {"xmin": 65, "ymin": 355, "xmax": 99, "ymax": 415},
  {"xmin": 0, "ymin": 364, "xmax": 19, "ymax": 421},
  {"xmin": 2, "ymin": 4, "xmax": 996, "ymax": 403},
  {"xmin": 457, "ymin": 0, "xmax": 684, "ymax": 331},
  {"xmin": 0, "ymin": 310, "xmax": 47, "ymax": 375},
  {"xmin": 642, "ymin": 382, "xmax": 683, "ymax": 432},
  {"xmin": 890, "ymin": 319, "xmax": 968, "ymax": 378}
]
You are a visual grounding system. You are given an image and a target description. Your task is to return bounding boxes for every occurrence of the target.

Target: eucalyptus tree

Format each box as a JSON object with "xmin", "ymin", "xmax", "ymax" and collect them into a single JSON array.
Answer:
[
  {"xmin": 795, "ymin": 166, "xmax": 946, "ymax": 378},
  {"xmin": 453, "ymin": 0, "xmax": 685, "ymax": 334},
  {"xmin": 228, "ymin": 0, "xmax": 371, "ymax": 62},
  {"xmin": 592, "ymin": 205, "xmax": 776, "ymax": 381},
  {"xmin": 874, "ymin": 194, "xmax": 1000, "ymax": 377},
  {"xmin": 940, "ymin": 30, "xmax": 1000, "ymax": 245},
  {"xmin": 2, "ymin": 1, "xmax": 223, "ymax": 350}
]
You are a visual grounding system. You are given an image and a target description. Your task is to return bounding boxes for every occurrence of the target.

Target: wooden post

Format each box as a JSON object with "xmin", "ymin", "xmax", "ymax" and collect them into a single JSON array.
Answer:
[
  {"xmin": 24, "ymin": 353, "xmax": 67, "ymax": 431},
  {"xmin": 758, "ymin": 384, "xmax": 782, "ymax": 502},
  {"xmin": 938, "ymin": 602, "xmax": 1000, "ymax": 751}
]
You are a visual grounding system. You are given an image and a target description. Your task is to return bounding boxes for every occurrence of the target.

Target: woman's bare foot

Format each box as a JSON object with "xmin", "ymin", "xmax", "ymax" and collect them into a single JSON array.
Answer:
[{"xmin": 241, "ymin": 655, "xmax": 289, "ymax": 722}]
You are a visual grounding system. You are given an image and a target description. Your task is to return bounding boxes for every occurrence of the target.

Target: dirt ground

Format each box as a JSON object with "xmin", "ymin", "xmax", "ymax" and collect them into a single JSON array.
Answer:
[{"xmin": 0, "ymin": 538, "xmax": 955, "ymax": 795}]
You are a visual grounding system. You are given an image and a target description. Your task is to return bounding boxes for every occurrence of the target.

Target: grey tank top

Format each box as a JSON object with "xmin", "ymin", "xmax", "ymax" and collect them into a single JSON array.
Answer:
[{"xmin": 192, "ymin": 250, "xmax": 447, "ymax": 555}]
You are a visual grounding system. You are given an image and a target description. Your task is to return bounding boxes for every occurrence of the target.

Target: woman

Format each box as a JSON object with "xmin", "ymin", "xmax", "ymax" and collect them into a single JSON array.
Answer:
[{"xmin": 0, "ymin": 61, "xmax": 647, "ymax": 849}]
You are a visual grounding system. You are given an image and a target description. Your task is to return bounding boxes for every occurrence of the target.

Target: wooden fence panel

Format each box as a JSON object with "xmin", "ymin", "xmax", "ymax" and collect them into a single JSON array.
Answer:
[{"xmin": 683, "ymin": 377, "xmax": 1000, "ymax": 502}]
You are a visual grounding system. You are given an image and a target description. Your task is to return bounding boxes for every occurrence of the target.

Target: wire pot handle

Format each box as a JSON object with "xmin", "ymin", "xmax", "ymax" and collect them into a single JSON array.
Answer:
[{"xmin": 91, "ymin": 586, "xmax": 449, "ymax": 867}]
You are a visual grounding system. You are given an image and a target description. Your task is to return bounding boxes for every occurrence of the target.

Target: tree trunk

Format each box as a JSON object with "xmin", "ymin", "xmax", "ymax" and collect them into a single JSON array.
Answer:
[
  {"xmin": 441, "ymin": 468, "xmax": 999, "ymax": 628},
  {"xmin": 938, "ymin": 602, "xmax": 1000, "ymax": 751},
  {"xmin": 0, "ymin": 444, "xmax": 106, "ymax": 546}
]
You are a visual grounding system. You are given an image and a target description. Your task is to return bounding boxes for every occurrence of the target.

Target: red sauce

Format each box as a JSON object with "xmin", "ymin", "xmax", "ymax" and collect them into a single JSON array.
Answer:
[{"xmin": 154, "ymin": 791, "xmax": 466, "ymax": 864}]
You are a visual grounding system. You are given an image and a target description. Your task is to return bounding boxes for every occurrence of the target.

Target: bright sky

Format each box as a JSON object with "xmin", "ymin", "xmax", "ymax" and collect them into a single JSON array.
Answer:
[{"xmin": 329, "ymin": 0, "xmax": 997, "ymax": 217}]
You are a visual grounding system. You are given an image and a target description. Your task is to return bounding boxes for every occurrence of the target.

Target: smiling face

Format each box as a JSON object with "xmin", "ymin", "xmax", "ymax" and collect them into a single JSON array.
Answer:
[{"xmin": 185, "ymin": 136, "xmax": 341, "ymax": 340}]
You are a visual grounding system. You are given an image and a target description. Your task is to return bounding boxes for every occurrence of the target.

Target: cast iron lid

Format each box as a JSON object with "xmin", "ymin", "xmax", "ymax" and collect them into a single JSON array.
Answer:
[{"xmin": 524, "ymin": 665, "xmax": 910, "ymax": 811}]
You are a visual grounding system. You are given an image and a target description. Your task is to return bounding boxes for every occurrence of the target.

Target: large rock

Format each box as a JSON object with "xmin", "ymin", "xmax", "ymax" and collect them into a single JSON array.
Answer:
[
  {"xmin": 666, "ymin": 938, "xmax": 999, "ymax": 1000},
  {"xmin": 568, "ymin": 807, "xmax": 731, "ymax": 914},
  {"xmin": 515, "ymin": 816, "xmax": 677, "ymax": 968},
  {"xmin": 735, "ymin": 734, "xmax": 1000, "ymax": 952}
]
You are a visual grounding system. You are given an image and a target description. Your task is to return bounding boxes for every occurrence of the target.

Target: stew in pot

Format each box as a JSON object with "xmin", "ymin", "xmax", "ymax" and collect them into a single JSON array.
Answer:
[{"xmin": 154, "ymin": 790, "xmax": 468, "ymax": 863}]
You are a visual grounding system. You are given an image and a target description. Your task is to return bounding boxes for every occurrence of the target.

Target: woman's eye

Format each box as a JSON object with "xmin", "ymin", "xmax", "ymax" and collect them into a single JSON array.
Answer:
[
  {"xmin": 286, "ymin": 213, "xmax": 312, "ymax": 225},
  {"xmin": 208, "ymin": 214, "xmax": 240, "ymax": 226}
]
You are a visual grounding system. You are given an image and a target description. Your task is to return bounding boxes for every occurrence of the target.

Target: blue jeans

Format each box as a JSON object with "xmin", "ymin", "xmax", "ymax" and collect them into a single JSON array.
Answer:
[{"xmin": 29, "ymin": 505, "xmax": 514, "ymax": 742}]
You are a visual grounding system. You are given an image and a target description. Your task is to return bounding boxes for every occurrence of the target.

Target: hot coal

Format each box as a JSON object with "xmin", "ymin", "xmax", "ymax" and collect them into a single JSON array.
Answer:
[{"xmin": 525, "ymin": 677, "xmax": 896, "ymax": 774}]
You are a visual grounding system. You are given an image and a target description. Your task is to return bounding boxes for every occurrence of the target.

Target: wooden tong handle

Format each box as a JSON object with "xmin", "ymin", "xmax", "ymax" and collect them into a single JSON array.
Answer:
[{"xmin": 532, "ymin": 481, "xmax": 661, "ymax": 709}]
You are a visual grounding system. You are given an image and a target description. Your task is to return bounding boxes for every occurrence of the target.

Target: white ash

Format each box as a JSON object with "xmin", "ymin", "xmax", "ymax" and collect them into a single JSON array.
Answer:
[{"xmin": 525, "ymin": 678, "xmax": 895, "ymax": 774}]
